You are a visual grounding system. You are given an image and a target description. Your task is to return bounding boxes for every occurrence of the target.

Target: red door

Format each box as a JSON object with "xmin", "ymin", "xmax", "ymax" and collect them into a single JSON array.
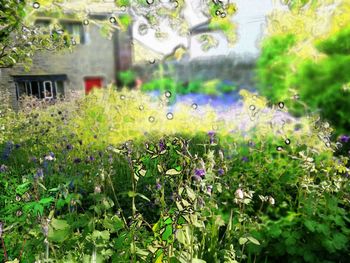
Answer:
[{"xmin": 84, "ymin": 78, "xmax": 102, "ymax": 95}]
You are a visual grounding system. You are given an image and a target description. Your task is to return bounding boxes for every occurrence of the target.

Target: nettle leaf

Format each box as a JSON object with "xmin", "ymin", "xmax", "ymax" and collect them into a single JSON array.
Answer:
[
  {"xmin": 16, "ymin": 182, "xmax": 31, "ymax": 195},
  {"xmin": 39, "ymin": 197, "xmax": 54, "ymax": 205},
  {"xmin": 92, "ymin": 230, "xmax": 110, "ymax": 241},
  {"xmin": 51, "ymin": 219, "xmax": 69, "ymax": 230}
]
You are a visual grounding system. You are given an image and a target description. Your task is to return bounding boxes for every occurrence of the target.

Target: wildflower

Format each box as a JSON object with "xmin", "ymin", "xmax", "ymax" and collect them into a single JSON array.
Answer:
[
  {"xmin": 156, "ymin": 183, "xmax": 162, "ymax": 190},
  {"xmin": 30, "ymin": 156, "xmax": 38, "ymax": 163},
  {"xmin": 73, "ymin": 158, "xmax": 81, "ymax": 164},
  {"xmin": 235, "ymin": 188, "xmax": 244, "ymax": 199},
  {"xmin": 242, "ymin": 156, "xmax": 249, "ymax": 162},
  {"xmin": 207, "ymin": 185, "xmax": 213, "ymax": 195},
  {"xmin": 339, "ymin": 135, "xmax": 350, "ymax": 143},
  {"xmin": 195, "ymin": 168, "xmax": 205, "ymax": 178},
  {"xmin": 94, "ymin": 185, "xmax": 101, "ymax": 194},
  {"xmin": 16, "ymin": 210, "xmax": 22, "ymax": 217},
  {"xmin": 159, "ymin": 140, "xmax": 166, "ymax": 151},
  {"xmin": 15, "ymin": 195, "xmax": 21, "ymax": 202},
  {"xmin": 0, "ymin": 164, "xmax": 8, "ymax": 173},
  {"xmin": 35, "ymin": 168, "xmax": 44, "ymax": 179},
  {"xmin": 218, "ymin": 168, "xmax": 225, "ymax": 176},
  {"xmin": 268, "ymin": 196, "xmax": 275, "ymax": 205},
  {"xmin": 45, "ymin": 153, "xmax": 55, "ymax": 161},
  {"xmin": 2, "ymin": 141, "xmax": 14, "ymax": 160},
  {"xmin": 208, "ymin": 131, "xmax": 215, "ymax": 144}
]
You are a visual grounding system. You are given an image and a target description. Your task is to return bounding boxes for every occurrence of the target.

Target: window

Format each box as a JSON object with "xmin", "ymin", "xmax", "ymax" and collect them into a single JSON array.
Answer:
[
  {"xmin": 35, "ymin": 19, "xmax": 85, "ymax": 44},
  {"xmin": 61, "ymin": 22, "xmax": 85, "ymax": 44},
  {"xmin": 14, "ymin": 75, "xmax": 67, "ymax": 100}
]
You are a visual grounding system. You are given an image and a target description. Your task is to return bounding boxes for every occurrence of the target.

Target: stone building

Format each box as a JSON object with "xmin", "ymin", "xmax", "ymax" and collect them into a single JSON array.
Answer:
[{"xmin": 0, "ymin": 13, "xmax": 133, "ymax": 109}]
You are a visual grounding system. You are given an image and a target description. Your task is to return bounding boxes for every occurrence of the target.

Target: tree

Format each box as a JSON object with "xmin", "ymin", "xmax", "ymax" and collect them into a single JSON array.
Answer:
[{"xmin": 0, "ymin": 0, "xmax": 239, "ymax": 68}]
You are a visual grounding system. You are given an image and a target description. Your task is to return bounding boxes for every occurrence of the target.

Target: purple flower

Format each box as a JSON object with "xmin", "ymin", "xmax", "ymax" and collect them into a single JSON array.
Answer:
[
  {"xmin": 156, "ymin": 183, "xmax": 162, "ymax": 190},
  {"xmin": 0, "ymin": 164, "xmax": 8, "ymax": 173},
  {"xmin": 192, "ymin": 174, "xmax": 202, "ymax": 182},
  {"xmin": 30, "ymin": 156, "xmax": 38, "ymax": 163},
  {"xmin": 218, "ymin": 168, "xmax": 224, "ymax": 176},
  {"xmin": 207, "ymin": 185, "xmax": 213, "ymax": 195},
  {"xmin": 208, "ymin": 131, "xmax": 215, "ymax": 144},
  {"xmin": 89, "ymin": 156, "xmax": 95, "ymax": 162},
  {"xmin": 73, "ymin": 158, "xmax": 81, "ymax": 164},
  {"xmin": 35, "ymin": 168, "xmax": 44, "ymax": 179},
  {"xmin": 195, "ymin": 168, "xmax": 206, "ymax": 178},
  {"xmin": 339, "ymin": 135, "xmax": 350, "ymax": 143},
  {"xmin": 159, "ymin": 140, "xmax": 166, "ymax": 151},
  {"xmin": 242, "ymin": 156, "xmax": 249, "ymax": 162}
]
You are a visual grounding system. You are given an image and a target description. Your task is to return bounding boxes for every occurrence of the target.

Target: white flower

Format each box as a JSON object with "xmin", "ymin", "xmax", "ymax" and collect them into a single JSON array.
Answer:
[
  {"xmin": 269, "ymin": 196, "xmax": 275, "ymax": 205},
  {"xmin": 45, "ymin": 155, "xmax": 54, "ymax": 161},
  {"xmin": 94, "ymin": 186, "xmax": 101, "ymax": 194},
  {"xmin": 235, "ymin": 188, "xmax": 244, "ymax": 199}
]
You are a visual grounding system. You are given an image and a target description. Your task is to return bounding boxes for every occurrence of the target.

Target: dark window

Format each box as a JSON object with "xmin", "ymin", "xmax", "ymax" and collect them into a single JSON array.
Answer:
[{"xmin": 14, "ymin": 75, "xmax": 66, "ymax": 100}]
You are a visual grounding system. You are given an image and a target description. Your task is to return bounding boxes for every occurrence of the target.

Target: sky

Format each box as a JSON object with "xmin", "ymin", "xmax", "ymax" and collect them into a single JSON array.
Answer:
[{"xmin": 133, "ymin": 0, "xmax": 276, "ymax": 59}]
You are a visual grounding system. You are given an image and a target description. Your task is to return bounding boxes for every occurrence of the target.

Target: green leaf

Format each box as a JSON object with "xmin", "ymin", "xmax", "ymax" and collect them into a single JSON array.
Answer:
[
  {"xmin": 186, "ymin": 186, "xmax": 196, "ymax": 201},
  {"xmin": 51, "ymin": 219, "xmax": 70, "ymax": 230},
  {"xmin": 192, "ymin": 259, "xmax": 206, "ymax": 263},
  {"xmin": 239, "ymin": 237, "xmax": 248, "ymax": 245},
  {"xmin": 162, "ymin": 225, "xmax": 173, "ymax": 241},
  {"xmin": 136, "ymin": 193, "xmax": 151, "ymax": 202},
  {"xmin": 247, "ymin": 236, "xmax": 260, "ymax": 245},
  {"xmin": 39, "ymin": 197, "xmax": 54, "ymax": 205},
  {"xmin": 166, "ymin": 169, "xmax": 181, "ymax": 175}
]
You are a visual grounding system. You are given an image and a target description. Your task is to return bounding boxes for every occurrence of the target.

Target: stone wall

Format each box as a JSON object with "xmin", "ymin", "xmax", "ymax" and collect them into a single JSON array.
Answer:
[
  {"xmin": 0, "ymin": 22, "xmax": 118, "ymax": 109},
  {"xmin": 132, "ymin": 55, "xmax": 256, "ymax": 88}
]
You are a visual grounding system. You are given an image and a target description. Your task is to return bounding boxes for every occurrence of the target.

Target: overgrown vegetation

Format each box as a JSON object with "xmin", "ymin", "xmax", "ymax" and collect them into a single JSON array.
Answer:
[{"xmin": 0, "ymin": 89, "xmax": 349, "ymax": 262}]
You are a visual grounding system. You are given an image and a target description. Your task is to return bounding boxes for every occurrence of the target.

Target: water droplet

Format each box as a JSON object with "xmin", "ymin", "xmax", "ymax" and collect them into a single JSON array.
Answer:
[
  {"xmin": 120, "ymin": 5, "xmax": 126, "ymax": 12},
  {"xmin": 165, "ymin": 91, "xmax": 171, "ymax": 98},
  {"xmin": 191, "ymin": 103, "xmax": 198, "ymax": 109},
  {"xmin": 83, "ymin": 19, "xmax": 89, "ymax": 25},
  {"xmin": 166, "ymin": 112, "xmax": 174, "ymax": 120},
  {"xmin": 120, "ymin": 95, "xmax": 125, "ymax": 100},
  {"xmin": 249, "ymin": 105, "xmax": 256, "ymax": 111},
  {"xmin": 146, "ymin": 0, "xmax": 154, "ymax": 4},
  {"xmin": 138, "ymin": 24, "xmax": 148, "ymax": 35},
  {"xmin": 149, "ymin": 58, "xmax": 156, "ymax": 64},
  {"xmin": 212, "ymin": 125, "xmax": 218, "ymax": 130},
  {"xmin": 325, "ymin": 141, "xmax": 331, "ymax": 147},
  {"xmin": 33, "ymin": 2, "xmax": 40, "ymax": 9},
  {"xmin": 221, "ymin": 12, "xmax": 226, "ymax": 18},
  {"xmin": 148, "ymin": 116, "xmax": 155, "ymax": 123},
  {"xmin": 285, "ymin": 138, "xmax": 291, "ymax": 145},
  {"xmin": 276, "ymin": 146, "xmax": 283, "ymax": 151},
  {"xmin": 173, "ymin": 1, "xmax": 179, "ymax": 8},
  {"xmin": 215, "ymin": 10, "xmax": 221, "ymax": 16},
  {"xmin": 278, "ymin": 102, "xmax": 285, "ymax": 109},
  {"xmin": 139, "ymin": 105, "xmax": 144, "ymax": 111},
  {"xmin": 109, "ymin": 17, "xmax": 117, "ymax": 24}
]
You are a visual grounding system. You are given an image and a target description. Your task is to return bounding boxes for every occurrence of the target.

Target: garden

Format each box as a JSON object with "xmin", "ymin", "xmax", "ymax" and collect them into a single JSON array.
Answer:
[{"xmin": 0, "ymin": 0, "xmax": 350, "ymax": 262}]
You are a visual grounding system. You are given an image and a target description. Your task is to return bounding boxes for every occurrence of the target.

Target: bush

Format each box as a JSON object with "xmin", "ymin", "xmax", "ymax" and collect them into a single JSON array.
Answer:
[{"xmin": 256, "ymin": 26, "xmax": 350, "ymax": 135}]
